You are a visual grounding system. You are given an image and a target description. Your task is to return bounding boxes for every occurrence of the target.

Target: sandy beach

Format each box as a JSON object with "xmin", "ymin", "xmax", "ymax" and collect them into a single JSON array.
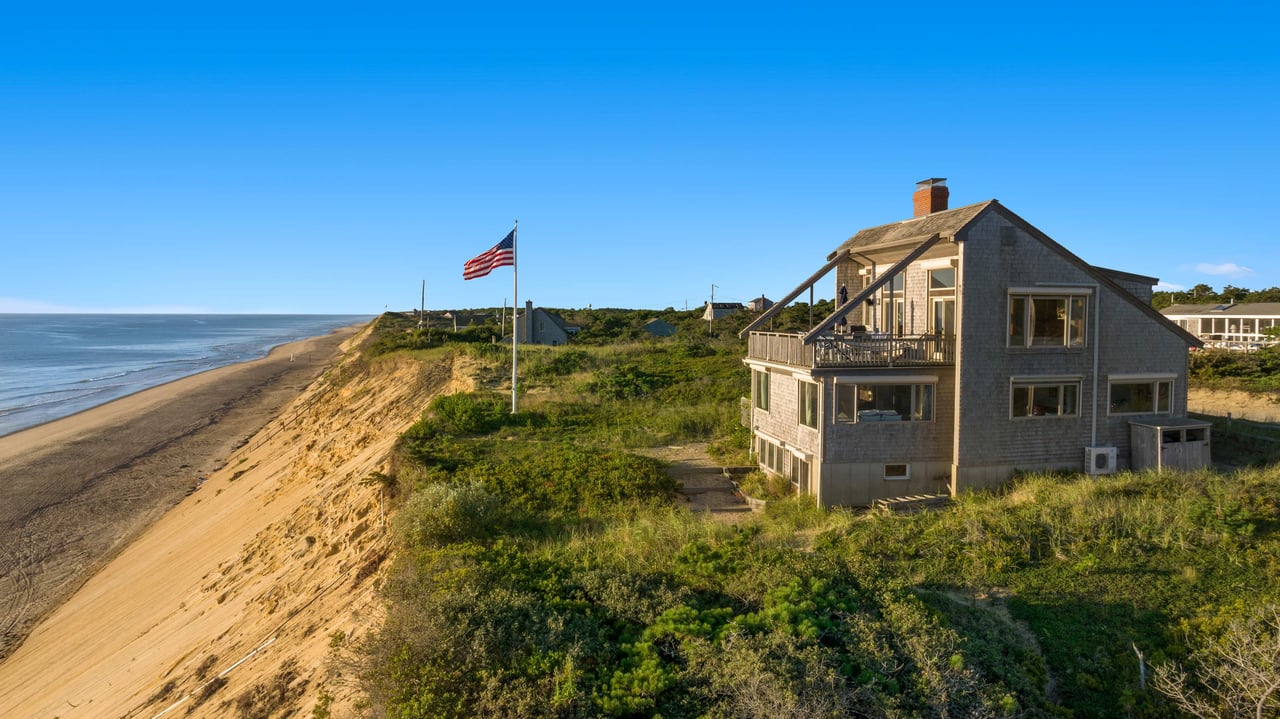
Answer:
[
  {"xmin": 0, "ymin": 321, "xmax": 460, "ymax": 718},
  {"xmin": 0, "ymin": 324, "xmax": 360, "ymax": 662}
]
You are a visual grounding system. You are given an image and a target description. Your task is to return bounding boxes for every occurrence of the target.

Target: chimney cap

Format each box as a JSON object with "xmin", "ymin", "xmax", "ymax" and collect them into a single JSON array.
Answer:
[{"xmin": 916, "ymin": 177, "xmax": 947, "ymax": 189}]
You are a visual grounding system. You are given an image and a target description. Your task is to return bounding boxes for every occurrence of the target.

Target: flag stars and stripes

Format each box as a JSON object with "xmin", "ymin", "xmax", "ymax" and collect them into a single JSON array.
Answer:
[{"xmin": 463, "ymin": 230, "xmax": 515, "ymax": 280}]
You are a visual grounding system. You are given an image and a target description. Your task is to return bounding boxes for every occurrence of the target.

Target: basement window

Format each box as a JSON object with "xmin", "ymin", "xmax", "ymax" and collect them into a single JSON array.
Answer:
[{"xmin": 884, "ymin": 463, "xmax": 910, "ymax": 481}]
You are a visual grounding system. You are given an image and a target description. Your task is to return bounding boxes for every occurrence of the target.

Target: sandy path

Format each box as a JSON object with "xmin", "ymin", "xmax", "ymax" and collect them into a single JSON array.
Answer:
[{"xmin": 0, "ymin": 325, "xmax": 359, "ymax": 662}]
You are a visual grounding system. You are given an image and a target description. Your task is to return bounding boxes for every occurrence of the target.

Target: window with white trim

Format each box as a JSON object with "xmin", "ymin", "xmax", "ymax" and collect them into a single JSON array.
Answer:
[
  {"xmin": 929, "ymin": 268, "xmax": 956, "ymax": 337},
  {"xmin": 1011, "ymin": 380, "xmax": 1080, "ymax": 418},
  {"xmin": 835, "ymin": 383, "xmax": 934, "ymax": 423},
  {"xmin": 1008, "ymin": 292, "xmax": 1087, "ymax": 348},
  {"xmin": 1109, "ymin": 378, "xmax": 1173, "ymax": 415},
  {"xmin": 798, "ymin": 380, "xmax": 819, "ymax": 428},
  {"xmin": 753, "ymin": 369, "xmax": 770, "ymax": 411},
  {"xmin": 757, "ymin": 437, "xmax": 787, "ymax": 474}
]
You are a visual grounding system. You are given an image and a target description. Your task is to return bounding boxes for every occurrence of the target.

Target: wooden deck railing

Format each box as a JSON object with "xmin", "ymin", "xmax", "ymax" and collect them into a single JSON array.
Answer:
[{"xmin": 748, "ymin": 332, "xmax": 955, "ymax": 368}]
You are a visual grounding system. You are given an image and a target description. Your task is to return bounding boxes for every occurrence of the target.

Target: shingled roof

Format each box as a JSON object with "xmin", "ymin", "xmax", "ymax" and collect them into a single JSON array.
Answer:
[
  {"xmin": 830, "ymin": 197, "xmax": 1202, "ymax": 348},
  {"xmin": 835, "ymin": 200, "xmax": 996, "ymax": 254},
  {"xmin": 1162, "ymin": 302, "xmax": 1280, "ymax": 317}
]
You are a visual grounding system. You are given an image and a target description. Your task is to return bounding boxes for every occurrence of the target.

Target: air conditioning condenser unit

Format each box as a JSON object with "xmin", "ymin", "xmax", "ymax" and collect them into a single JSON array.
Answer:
[{"xmin": 1085, "ymin": 446, "xmax": 1118, "ymax": 475}]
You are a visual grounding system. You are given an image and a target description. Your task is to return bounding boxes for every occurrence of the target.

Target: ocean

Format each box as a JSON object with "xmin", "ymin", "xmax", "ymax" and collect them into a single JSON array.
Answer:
[{"xmin": 0, "ymin": 314, "xmax": 371, "ymax": 437}]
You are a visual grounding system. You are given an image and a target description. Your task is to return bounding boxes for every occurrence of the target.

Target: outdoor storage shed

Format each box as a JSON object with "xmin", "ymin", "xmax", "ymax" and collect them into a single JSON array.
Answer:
[{"xmin": 1129, "ymin": 418, "xmax": 1211, "ymax": 472}]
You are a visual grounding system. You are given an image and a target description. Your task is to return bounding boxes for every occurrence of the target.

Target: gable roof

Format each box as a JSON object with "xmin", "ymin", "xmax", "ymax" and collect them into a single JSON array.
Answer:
[
  {"xmin": 529, "ymin": 307, "xmax": 567, "ymax": 330},
  {"xmin": 835, "ymin": 199, "xmax": 1202, "ymax": 349},
  {"xmin": 834, "ymin": 200, "xmax": 996, "ymax": 255},
  {"xmin": 1093, "ymin": 266, "xmax": 1159, "ymax": 286}
]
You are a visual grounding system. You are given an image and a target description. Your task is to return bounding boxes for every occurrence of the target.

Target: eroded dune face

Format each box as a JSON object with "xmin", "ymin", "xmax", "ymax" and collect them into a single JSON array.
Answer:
[{"xmin": 0, "ymin": 333, "xmax": 471, "ymax": 719}]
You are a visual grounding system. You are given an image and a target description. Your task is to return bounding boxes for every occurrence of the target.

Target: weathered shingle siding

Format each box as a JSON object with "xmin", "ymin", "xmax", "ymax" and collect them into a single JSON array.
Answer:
[
  {"xmin": 1091, "ymin": 294, "xmax": 1191, "ymax": 458},
  {"xmin": 815, "ymin": 369, "xmax": 955, "ymax": 505},
  {"xmin": 953, "ymin": 211, "xmax": 1190, "ymax": 488},
  {"xmin": 749, "ymin": 367, "xmax": 821, "ymax": 458},
  {"xmin": 1107, "ymin": 277, "xmax": 1154, "ymax": 305}
]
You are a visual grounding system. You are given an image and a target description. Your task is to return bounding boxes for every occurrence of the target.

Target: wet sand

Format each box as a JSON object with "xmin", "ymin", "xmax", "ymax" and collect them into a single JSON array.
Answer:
[{"xmin": 0, "ymin": 324, "xmax": 362, "ymax": 661}]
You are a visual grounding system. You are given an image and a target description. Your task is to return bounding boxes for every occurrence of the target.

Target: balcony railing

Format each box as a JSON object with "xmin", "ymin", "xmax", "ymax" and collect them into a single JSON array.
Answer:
[{"xmin": 748, "ymin": 331, "xmax": 955, "ymax": 368}]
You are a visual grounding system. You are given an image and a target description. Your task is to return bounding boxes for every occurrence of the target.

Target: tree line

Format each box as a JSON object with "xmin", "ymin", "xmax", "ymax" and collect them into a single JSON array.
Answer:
[{"xmin": 1153, "ymin": 284, "xmax": 1280, "ymax": 310}]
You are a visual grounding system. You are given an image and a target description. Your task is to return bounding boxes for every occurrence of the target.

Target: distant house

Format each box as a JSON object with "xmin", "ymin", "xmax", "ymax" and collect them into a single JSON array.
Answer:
[
  {"xmin": 516, "ymin": 300, "xmax": 569, "ymax": 346},
  {"xmin": 747, "ymin": 295, "xmax": 774, "ymax": 312},
  {"xmin": 703, "ymin": 302, "xmax": 743, "ymax": 321},
  {"xmin": 1160, "ymin": 302, "xmax": 1280, "ymax": 349},
  {"xmin": 441, "ymin": 310, "xmax": 492, "ymax": 331},
  {"xmin": 742, "ymin": 178, "xmax": 1207, "ymax": 507},
  {"xmin": 643, "ymin": 318, "xmax": 678, "ymax": 337}
]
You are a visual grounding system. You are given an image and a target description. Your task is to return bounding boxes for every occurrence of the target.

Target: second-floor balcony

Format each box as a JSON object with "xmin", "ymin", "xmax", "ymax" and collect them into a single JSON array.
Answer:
[{"xmin": 748, "ymin": 331, "xmax": 956, "ymax": 369}]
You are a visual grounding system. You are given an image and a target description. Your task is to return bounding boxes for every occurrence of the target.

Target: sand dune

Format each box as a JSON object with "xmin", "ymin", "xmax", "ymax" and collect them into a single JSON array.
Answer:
[{"xmin": 0, "ymin": 325, "xmax": 466, "ymax": 716}]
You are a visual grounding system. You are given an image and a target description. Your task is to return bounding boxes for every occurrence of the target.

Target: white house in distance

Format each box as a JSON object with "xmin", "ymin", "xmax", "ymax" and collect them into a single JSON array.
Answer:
[{"xmin": 1160, "ymin": 302, "xmax": 1280, "ymax": 349}]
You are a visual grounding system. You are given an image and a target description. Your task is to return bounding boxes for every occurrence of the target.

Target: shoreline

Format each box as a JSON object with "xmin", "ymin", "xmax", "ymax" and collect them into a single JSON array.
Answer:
[
  {"xmin": 0, "ymin": 319, "xmax": 368, "ymax": 446},
  {"xmin": 0, "ymin": 322, "xmax": 366, "ymax": 661}
]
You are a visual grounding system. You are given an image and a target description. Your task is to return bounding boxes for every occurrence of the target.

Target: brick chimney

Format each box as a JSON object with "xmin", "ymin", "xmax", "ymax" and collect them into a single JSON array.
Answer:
[{"xmin": 912, "ymin": 177, "xmax": 948, "ymax": 217}]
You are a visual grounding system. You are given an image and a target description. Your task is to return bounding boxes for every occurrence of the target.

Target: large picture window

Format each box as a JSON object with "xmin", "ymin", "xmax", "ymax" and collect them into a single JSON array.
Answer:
[
  {"xmin": 753, "ymin": 369, "xmax": 770, "ymax": 411},
  {"xmin": 835, "ymin": 383, "xmax": 934, "ymax": 423},
  {"xmin": 1109, "ymin": 378, "xmax": 1173, "ymax": 415},
  {"xmin": 1011, "ymin": 380, "xmax": 1080, "ymax": 418},
  {"xmin": 1009, "ymin": 292, "xmax": 1087, "ymax": 348},
  {"xmin": 798, "ymin": 380, "xmax": 818, "ymax": 428}
]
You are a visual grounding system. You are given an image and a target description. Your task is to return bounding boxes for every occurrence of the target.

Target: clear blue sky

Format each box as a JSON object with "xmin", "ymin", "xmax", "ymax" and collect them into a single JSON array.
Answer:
[{"xmin": 3, "ymin": 1, "xmax": 1277, "ymax": 314}]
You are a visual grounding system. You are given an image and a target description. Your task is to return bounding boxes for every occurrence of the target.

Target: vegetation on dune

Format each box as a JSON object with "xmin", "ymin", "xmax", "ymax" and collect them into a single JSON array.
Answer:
[
  {"xmin": 1189, "ymin": 346, "xmax": 1280, "ymax": 393},
  {"xmin": 353, "ymin": 310, "xmax": 1280, "ymax": 719}
]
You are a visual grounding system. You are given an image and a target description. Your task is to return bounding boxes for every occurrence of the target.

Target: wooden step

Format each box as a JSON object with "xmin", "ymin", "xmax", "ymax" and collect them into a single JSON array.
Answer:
[{"xmin": 872, "ymin": 493, "xmax": 951, "ymax": 513}]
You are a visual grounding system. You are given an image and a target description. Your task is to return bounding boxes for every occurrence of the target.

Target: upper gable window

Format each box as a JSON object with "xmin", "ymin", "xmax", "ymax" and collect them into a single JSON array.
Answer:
[{"xmin": 1008, "ymin": 291, "xmax": 1088, "ymax": 348}]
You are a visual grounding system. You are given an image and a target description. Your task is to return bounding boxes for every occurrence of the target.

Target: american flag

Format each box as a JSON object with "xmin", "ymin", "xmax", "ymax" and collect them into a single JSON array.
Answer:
[{"xmin": 463, "ymin": 230, "xmax": 515, "ymax": 280}]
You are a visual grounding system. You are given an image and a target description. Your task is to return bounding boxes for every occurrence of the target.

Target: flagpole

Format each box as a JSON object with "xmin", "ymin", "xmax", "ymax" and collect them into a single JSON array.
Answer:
[{"xmin": 511, "ymin": 220, "xmax": 519, "ymax": 414}]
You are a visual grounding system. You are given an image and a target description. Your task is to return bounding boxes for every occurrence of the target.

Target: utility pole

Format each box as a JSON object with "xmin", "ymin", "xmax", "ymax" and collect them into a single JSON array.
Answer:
[
  {"xmin": 418, "ymin": 279, "xmax": 426, "ymax": 329},
  {"xmin": 708, "ymin": 283, "xmax": 718, "ymax": 336}
]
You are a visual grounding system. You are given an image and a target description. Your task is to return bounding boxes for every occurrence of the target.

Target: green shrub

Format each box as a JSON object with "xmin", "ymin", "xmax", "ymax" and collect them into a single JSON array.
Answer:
[
  {"xmin": 589, "ymin": 364, "xmax": 671, "ymax": 400},
  {"xmin": 428, "ymin": 392, "xmax": 509, "ymax": 435},
  {"xmin": 395, "ymin": 481, "xmax": 500, "ymax": 547},
  {"xmin": 737, "ymin": 469, "xmax": 791, "ymax": 500}
]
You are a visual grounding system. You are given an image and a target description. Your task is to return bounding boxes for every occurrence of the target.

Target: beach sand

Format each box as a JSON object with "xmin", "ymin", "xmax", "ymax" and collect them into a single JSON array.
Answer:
[
  {"xmin": 0, "ymin": 325, "xmax": 360, "ymax": 662},
  {"xmin": 0, "ymin": 323, "xmax": 461, "ymax": 718}
]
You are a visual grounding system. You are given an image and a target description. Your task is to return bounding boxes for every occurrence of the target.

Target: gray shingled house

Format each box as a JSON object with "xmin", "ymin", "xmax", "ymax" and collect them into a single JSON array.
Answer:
[
  {"xmin": 516, "ymin": 300, "xmax": 570, "ymax": 346},
  {"xmin": 742, "ymin": 179, "xmax": 1206, "ymax": 507}
]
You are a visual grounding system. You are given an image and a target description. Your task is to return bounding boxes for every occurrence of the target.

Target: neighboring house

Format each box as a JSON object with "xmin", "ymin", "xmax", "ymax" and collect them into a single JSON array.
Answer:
[
  {"xmin": 748, "ymin": 295, "xmax": 774, "ymax": 312},
  {"xmin": 441, "ymin": 310, "xmax": 492, "ymax": 331},
  {"xmin": 1160, "ymin": 302, "xmax": 1280, "ymax": 349},
  {"xmin": 742, "ymin": 178, "xmax": 1207, "ymax": 507},
  {"xmin": 643, "ymin": 318, "xmax": 678, "ymax": 337},
  {"xmin": 703, "ymin": 302, "xmax": 744, "ymax": 320},
  {"xmin": 516, "ymin": 300, "xmax": 570, "ymax": 346}
]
